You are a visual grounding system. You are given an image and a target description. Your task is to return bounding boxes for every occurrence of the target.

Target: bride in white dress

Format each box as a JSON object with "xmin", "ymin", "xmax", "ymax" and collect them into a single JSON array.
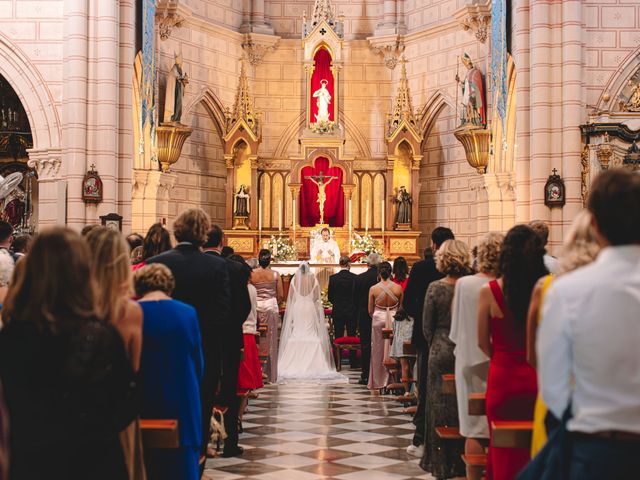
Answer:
[{"xmin": 277, "ymin": 262, "xmax": 348, "ymax": 382}]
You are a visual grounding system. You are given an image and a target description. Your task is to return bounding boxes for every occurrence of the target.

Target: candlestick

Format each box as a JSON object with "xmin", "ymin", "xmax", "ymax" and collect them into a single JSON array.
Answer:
[
  {"xmin": 258, "ymin": 199, "xmax": 262, "ymax": 239},
  {"xmin": 292, "ymin": 199, "xmax": 296, "ymax": 238},
  {"xmin": 348, "ymin": 199, "xmax": 352, "ymax": 240},
  {"xmin": 278, "ymin": 200, "xmax": 282, "ymax": 232},
  {"xmin": 381, "ymin": 199, "xmax": 385, "ymax": 233},
  {"xmin": 365, "ymin": 199, "xmax": 370, "ymax": 234}
]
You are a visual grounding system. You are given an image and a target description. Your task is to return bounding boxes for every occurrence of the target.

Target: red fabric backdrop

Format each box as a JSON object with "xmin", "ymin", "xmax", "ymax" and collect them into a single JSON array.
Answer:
[
  {"xmin": 310, "ymin": 47, "xmax": 335, "ymax": 123},
  {"xmin": 300, "ymin": 157, "xmax": 344, "ymax": 227}
]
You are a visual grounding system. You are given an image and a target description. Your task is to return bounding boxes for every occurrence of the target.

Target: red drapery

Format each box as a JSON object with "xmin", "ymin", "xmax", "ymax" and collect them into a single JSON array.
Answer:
[
  {"xmin": 300, "ymin": 157, "xmax": 344, "ymax": 227},
  {"xmin": 310, "ymin": 47, "xmax": 335, "ymax": 123}
]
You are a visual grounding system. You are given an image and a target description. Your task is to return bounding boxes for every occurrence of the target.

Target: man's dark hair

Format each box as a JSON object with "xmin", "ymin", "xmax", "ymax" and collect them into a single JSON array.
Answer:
[
  {"xmin": 431, "ymin": 227, "xmax": 454, "ymax": 249},
  {"xmin": 11, "ymin": 234, "xmax": 32, "ymax": 254},
  {"xmin": 339, "ymin": 255, "xmax": 350, "ymax": 268},
  {"xmin": 221, "ymin": 246, "xmax": 234, "ymax": 258},
  {"xmin": 203, "ymin": 224, "xmax": 224, "ymax": 249},
  {"xmin": 423, "ymin": 247, "xmax": 432, "ymax": 260},
  {"xmin": 588, "ymin": 169, "xmax": 640, "ymax": 246},
  {"xmin": 81, "ymin": 225, "xmax": 98, "ymax": 237},
  {"xmin": 228, "ymin": 253, "xmax": 251, "ymax": 282},
  {"xmin": 0, "ymin": 221, "xmax": 13, "ymax": 244},
  {"xmin": 529, "ymin": 220, "xmax": 549, "ymax": 247},
  {"xmin": 321, "ymin": 227, "xmax": 330, "ymax": 234},
  {"xmin": 126, "ymin": 233, "xmax": 144, "ymax": 251}
]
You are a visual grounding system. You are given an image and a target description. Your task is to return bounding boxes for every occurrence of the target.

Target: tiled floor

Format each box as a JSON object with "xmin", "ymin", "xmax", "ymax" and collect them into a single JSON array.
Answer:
[{"xmin": 203, "ymin": 370, "xmax": 434, "ymax": 480}]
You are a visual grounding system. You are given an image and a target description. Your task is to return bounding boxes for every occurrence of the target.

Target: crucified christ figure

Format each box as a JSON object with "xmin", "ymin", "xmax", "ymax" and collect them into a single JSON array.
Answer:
[{"xmin": 305, "ymin": 170, "xmax": 338, "ymax": 224}]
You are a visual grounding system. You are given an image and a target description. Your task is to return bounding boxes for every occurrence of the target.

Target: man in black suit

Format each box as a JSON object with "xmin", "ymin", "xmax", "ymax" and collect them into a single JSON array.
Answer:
[
  {"xmin": 328, "ymin": 256, "xmax": 358, "ymax": 368},
  {"xmin": 203, "ymin": 225, "xmax": 251, "ymax": 457},
  {"xmin": 403, "ymin": 226, "xmax": 454, "ymax": 457},
  {"xmin": 353, "ymin": 252, "xmax": 381, "ymax": 385},
  {"xmin": 146, "ymin": 209, "xmax": 231, "ymax": 459}
]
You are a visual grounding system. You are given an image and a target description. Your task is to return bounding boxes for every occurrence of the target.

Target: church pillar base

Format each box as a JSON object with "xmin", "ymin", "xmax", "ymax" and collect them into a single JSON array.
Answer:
[{"xmin": 131, "ymin": 169, "xmax": 177, "ymax": 234}]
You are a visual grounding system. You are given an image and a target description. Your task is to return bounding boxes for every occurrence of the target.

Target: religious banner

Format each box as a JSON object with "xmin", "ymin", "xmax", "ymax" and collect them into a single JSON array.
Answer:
[
  {"xmin": 141, "ymin": 0, "xmax": 157, "ymax": 151},
  {"xmin": 300, "ymin": 157, "xmax": 344, "ymax": 227},
  {"xmin": 491, "ymin": 0, "xmax": 507, "ymax": 137},
  {"xmin": 310, "ymin": 48, "xmax": 335, "ymax": 125}
]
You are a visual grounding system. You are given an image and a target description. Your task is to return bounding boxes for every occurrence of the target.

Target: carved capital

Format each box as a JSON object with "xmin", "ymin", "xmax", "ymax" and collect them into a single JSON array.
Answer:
[
  {"xmin": 367, "ymin": 34, "xmax": 405, "ymax": 70},
  {"xmin": 289, "ymin": 183, "xmax": 302, "ymax": 199},
  {"xmin": 132, "ymin": 169, "xmax": 178, "ymax": 201},
  {"xmin": 453, "ymin": 2, "xmax": 491, "ymax": 44},
  {"xmin": 241, "ymin": 33, "xmax": 280, "ymax": 66},
  {"xmin": 27, "ymin": 148, "xmax": 62, "ymax": 181},
  {"xmin": 156, "ymin": 0, "xmax": 192, "ymax": 41}
]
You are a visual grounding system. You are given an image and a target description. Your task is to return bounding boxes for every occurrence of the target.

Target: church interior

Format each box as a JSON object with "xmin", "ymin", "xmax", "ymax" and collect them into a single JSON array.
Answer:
[{"xmin": 1, "ymin": 0, "xmax": 640, "ymax": 479}]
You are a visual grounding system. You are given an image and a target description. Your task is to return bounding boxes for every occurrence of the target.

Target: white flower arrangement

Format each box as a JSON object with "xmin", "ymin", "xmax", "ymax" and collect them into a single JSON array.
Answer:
[
  {"xmin": 350, "ymin": 233, "xmax": 384, "ymax": 262},
  {"xmin": 265, "ymin": 234, "xmax": 297, "ymax": 261},
  {"xmin": 310, "ymin": 120, "xmax": 336, "ymax": 134}
]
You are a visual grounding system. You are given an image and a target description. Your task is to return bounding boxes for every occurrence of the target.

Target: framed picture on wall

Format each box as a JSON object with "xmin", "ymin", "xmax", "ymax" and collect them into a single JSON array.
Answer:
[
  {"xmin": 544, "ymin": 169, "xmax": 566, "ymax": 208},
  {"xmin": 100, "ymin": 213, "xmax": 123, "ymax": 232}
]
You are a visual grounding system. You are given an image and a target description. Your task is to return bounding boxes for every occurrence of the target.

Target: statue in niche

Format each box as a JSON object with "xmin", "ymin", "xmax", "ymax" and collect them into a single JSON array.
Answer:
[
  {"xmin": 234, "ymin": 185, "xmax": 250, "ymax": 216},
  {"xmin": 394, "ymin": 186, "xmax": 412, "ymax": 227},
  {"xmin": 313, "ymin": 79, "xmax": 332, "ymax": 123},
  {"xmin": 163, "ymin": 53, "xmax": 189, "ymax": 123},
  {"xmin": 456, "ymin": 53, "xmax": 486, "ymax": 127}
]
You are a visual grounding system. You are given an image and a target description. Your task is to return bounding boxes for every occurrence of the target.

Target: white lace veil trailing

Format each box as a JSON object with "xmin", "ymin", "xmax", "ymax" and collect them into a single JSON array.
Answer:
[{"xmin": 278, "ymin": 262, "xmax": 342, "ymax": 379}]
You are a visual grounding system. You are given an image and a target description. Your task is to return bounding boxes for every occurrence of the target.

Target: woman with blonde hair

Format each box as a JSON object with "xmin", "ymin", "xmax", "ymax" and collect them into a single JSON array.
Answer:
[
  {"xmin": 420, "ymin": 239, "xmax": 471, "ymax": 478},
  {"xmin": 526, "ymin": 210, "xmax": 600, "ymax": 456},
  {"xmin": 86, "ymin": 227, "xmax": 145, "ymax": 480},
  {"xmin": 449, "ymin": 232, "xmax": 503, "ymax": 478}
]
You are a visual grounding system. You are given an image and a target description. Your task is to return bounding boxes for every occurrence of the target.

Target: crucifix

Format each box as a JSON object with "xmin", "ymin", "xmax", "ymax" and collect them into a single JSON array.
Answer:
[{"xmin": 305, "ymin": 170, "xmax": 338, "ymax": 224}]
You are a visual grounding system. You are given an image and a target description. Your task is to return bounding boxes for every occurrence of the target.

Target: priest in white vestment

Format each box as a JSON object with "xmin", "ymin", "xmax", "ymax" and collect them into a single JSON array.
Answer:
[{"xmin": 311, "ymin": 228, "xmax": 341, "ymax": 264}]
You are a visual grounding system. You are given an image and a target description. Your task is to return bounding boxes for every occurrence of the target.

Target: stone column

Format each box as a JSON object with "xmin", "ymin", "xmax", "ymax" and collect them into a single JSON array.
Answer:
[
  {"xmin": 484, "ymin": 172, "xmax": 516, "ymax": 233},
  {"xmin": 131, "ymin": 169, "xmax": 178, "ymax": 233},
  {"xmin": 410, "ymin": 155, "xmax": 422, "ymax": 231},
  {"xmin": 250, "ymin": 155, "xmax": 259, "ymax": 229},
  {"xmin": 383, "ymin": 0, "xmax": 397, "ymax": 28},
  {"xmin": 289, "ymin": 183, "xmax": 301, "ymax": 229},
  {"xmin": 27, "ymin": 148, "xmax": 64, "ymax": 227},
  {"xmin": 62, "ymin": 0, "xmax": 89, "ymax": 229},
  {"xmin": 385, "ymin": 158, "xmax": 395, "ymax": 230}
]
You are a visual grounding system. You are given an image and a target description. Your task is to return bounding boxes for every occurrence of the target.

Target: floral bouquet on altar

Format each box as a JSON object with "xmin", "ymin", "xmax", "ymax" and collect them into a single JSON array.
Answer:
[
  {"xmin": 350, "ymin": 233, "xmax": 384, "ymax": 263},
  {"xmin": 265, "ymin": 235, "xmax": 297, "ymax": 262}
]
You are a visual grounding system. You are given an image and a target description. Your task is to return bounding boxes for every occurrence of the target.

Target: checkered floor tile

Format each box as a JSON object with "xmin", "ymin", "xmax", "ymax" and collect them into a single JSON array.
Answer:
[{"xmin": 203, "ymin": 369, "xmax": 435, "ymax": 480}]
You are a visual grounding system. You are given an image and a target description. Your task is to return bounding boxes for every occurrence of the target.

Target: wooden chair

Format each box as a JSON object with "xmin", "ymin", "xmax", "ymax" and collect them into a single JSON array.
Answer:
[
  {"xmin": 140, "ymin": 419, "xmax": 179, "ymax": 449},
  {"xmin": 468, "ymin": 392, "xmax": 486, "ymax": 416},
  {"xmin": 462, "ymin": 453, "xmax": 487, "ymax": 480},
  {"xmin": 442, "ymin": 373, "xmax": 456, "ymax": 395},
  {"xmin": 491, "ymin": 420, "xmax": 533, "ymax": 449}
]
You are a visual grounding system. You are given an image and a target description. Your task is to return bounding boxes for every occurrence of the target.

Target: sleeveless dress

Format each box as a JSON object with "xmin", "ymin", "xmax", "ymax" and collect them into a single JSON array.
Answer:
[
  {"xmin": 485, "ymin": 280, "xmax": 538, "ymax": 480},
  {"xmin": 391, "ymin": 277, "xmax": 415, "ymax": 360},
  {"xmin": 253, "ymin": 271, "xmax": 280, "ymax": 383},
  {"xmin": 530, "ymin": 274, "xmax": 553, "ymax": 457},
  {"xmin": 368, "ymin": 282, "xmax": 398, "ymax": 390},
  {"xmin": 419, "ymin": 281, "xmax": 465, "ymax": 479}
]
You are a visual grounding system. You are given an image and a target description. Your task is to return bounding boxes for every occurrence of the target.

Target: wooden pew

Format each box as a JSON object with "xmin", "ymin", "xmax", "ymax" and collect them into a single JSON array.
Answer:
[
  {"xmin": 435, "ymin": 426, "xmax": 463, "ymax": 440},
  {"xmin": 403, "ymin": 341, "xmax": 416, "ymax": 355},
  {"xmin": 491, "ymin": 420, "xmax": 533, "ymax": 449},
  {"xmin": 462, "ymin": 453, "xmax": 487, "ymax": 480},
  {"xmin": 382, "ymin": 328, "xmax": 393, "ymax": 339},
  {"xmin": 140, "ymin": 419, "xmax": 179, "ymax": 449},
  {"xmin": 468, "ymin": 392, "xmax": 486, "ymax": 416},
  {"xmin": 442, "ymin": 373, "xmax": 456, "ymax": 394}
]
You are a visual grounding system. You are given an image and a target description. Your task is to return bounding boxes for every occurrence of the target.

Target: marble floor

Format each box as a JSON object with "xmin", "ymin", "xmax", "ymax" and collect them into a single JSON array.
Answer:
[{"xmin": 203, "ymin": 370, "xmax": 433, "ymax": 480}]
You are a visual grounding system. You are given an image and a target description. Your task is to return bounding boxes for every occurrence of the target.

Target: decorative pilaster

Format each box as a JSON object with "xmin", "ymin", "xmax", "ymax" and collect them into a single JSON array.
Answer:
[
  {"xmin": 131, "ymin": 169, "xmax": 178, "ymax": 233},
  {"xmin": 27, "ymin": 148, "xmax": 64, "ymax": 227}
]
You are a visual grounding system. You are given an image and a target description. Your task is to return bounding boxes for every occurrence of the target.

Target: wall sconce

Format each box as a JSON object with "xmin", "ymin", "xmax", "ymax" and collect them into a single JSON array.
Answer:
[{"xmin": 454, "ymin": 124, "xmax": 491, "ymax": 174}]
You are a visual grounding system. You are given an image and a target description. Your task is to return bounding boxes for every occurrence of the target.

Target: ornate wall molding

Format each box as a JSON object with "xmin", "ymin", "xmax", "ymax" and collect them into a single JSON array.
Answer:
[
  {"xmin": 27, "ymin": 148, "xmax": 62, "ymax": 181},
  {"xmin": 241, "ymin": 33, "xmax": 280, "ymax": 66},
  {"xmin": 367, "ymin": 34, "xmax": 405, "ymax": 70},
  {"xmin": 155, "ymin": 0, "xmax": 192, "ymax": 41},
  {"xmin": 453, "ymin": 1, "xmax": 491, "ymax": 44}
]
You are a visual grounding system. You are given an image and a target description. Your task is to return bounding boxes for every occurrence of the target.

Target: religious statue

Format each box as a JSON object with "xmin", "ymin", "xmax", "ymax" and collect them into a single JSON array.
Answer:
[
  {"xmin": 310, "ymin": 227, "xmax": 341, "ymax": 264},
  {"xmin": 456, "ymin": 53, "xmax": 486, "ymax": 127},
  {"xmin": 394, "ymin": 186, "xmax": 412, "ymax": 227},
  {"xmin": 234, "ymin": 184, "xmax": 250, "ymax": 216},
  {"xmin": 305, "ymin": 170, "xmax": 338, "ymax": 224},
  {"xmin": 163, "ymin": 54, "xmax": 189, "ymax": 123},
  {"xmin": 313, "ymin": 79, "xmax": 332, "ymax": 123}
]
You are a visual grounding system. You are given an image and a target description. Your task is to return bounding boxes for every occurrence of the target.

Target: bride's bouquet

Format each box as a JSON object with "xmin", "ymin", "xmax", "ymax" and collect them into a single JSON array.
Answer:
[{"xmin": 265, "ymin": 234, "xmax": 297, "ymax": 261}]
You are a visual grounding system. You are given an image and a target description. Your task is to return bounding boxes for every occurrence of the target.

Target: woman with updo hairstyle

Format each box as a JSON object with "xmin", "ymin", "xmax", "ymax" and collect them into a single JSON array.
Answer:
[
  {"xmin": 449, "ymin": 233, "xmax": 503, "ymax": 478},
  {"xmin": 419, "ymin": 239, "xmax": 471, "ymax": 478},
  {"xmin": 367, "ymin": 261, "xmax": 403, "ymax": 391},
  {"xmin": 526, "ymin": 210, "xmax": 600, "ymax": 457},
  {"xmin": 134, "ymin": 264, "xmax": 203, "ymax": 480},
  {"xmin": 477, "ymin": 225, "xmax": 546, "ymax": 480},
  {"xmin": 0, "ymin": 228, "xmax": 137, "ymax": 480},
  {"xmin": 250, "ymin": 248, "xmax": 283, "ymax": 382}
]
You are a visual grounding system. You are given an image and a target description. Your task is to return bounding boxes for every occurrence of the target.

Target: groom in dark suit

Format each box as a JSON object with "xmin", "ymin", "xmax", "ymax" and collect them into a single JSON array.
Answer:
[
  {"xmin": 146, "ymin": 208, "xmax": 231, "ymax": 459},
  {"xmin": 353, "ymin": 253, "xmax": 381, "ymax": 385},
  {"xmin": 328, "ymin": 256, "xmax": 358, "ymax": 368}
]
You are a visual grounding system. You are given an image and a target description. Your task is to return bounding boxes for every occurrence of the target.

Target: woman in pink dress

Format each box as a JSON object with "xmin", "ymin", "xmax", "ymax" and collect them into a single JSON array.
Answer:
[{"xmin": 478, "ymin": 225, "xmax": 547, "ymax": 480}]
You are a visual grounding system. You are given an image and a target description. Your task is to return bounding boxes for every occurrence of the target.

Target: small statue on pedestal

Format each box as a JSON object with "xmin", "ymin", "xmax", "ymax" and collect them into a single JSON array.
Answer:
[
  {"xmin": 456, "ymin": 53, "xmax": 486, "ymax": 127},
  {"xmin": 163, "ymin": 53, "xmax": 189, "ymax": 123},
  {"xmin": 233, "ymin": 184, "xmax": 250, "ymax": 229},
  {"xmin": 394, "ymin": 186, "xmax": 412, "ymax": 229}
]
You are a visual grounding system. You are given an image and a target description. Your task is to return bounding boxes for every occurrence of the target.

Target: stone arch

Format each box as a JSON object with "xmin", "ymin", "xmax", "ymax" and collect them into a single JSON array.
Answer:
[
  {"xmin": 183, "ymin": 88, "xmax": 227, "ymax": 138},
  {"xmin": 291, "ymin": 149, "xmax": 349, "ymax": 183},
  {"xmin": 597, "ymin": 46, "xmax": 640, "ymax": 112},
  {"xmin": 419, "ymin": 90, "xmax": 455, "ymax": 148},
  {"xmin": 0, "ymin": 32, "xmax": 61, "ymax": 151}
]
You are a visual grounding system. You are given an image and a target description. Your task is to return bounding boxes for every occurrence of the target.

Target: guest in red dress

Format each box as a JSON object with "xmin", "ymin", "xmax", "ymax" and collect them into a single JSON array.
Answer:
[{"xmin": 477, "ymin": 225, "xmax": 547, "ymax": 480}]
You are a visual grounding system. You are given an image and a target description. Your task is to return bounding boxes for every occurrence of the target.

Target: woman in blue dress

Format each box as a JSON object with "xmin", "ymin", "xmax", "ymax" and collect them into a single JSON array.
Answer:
[{"xmin": 134, "ymin": 264, "xmax": 204, "ymax": 480}]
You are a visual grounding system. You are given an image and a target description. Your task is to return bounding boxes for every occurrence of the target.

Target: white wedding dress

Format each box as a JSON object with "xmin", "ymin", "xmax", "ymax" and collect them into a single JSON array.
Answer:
[{"xmin": 277, "ymin": 263, "xmax": 348, "ymax": 383}]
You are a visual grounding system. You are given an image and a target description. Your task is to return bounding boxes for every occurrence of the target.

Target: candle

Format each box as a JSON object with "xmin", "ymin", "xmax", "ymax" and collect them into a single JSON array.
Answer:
[
  {"xmin": 278, "ymin": 200, "xmax": 282, "ymax": 232},
  {"xmin": 258, "ymin": 199, "xmax": 262, "ymax": 235},
  {"xmin": 382, "ymin": 199, "xmax": 385, "ymax": 233},
  {"xmin": 348, "ymin": 199, "xmax": 352, "ymax": 237},
  {"xmin": 292, "ymin": 199, "xmax": 296, "ymax": 238},
  {"xmin": 365, "ymin": 199, "xmax": 370, "ymax": 234}
]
